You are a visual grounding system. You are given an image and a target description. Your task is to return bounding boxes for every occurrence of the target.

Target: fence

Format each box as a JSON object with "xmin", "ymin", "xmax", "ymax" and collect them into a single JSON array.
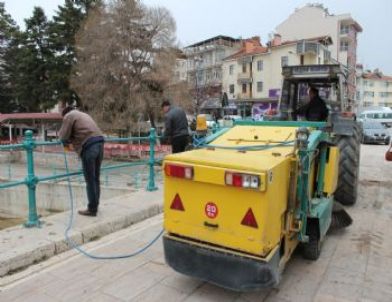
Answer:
[{"xmin": 0, "ymin": 129, "xmax": 160, "ymax": 228}]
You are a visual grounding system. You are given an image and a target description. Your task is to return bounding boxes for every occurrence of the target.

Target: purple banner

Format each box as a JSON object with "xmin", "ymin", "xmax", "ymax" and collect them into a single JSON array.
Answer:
[{"xmin": 268, "ymin": 89, "xmax": 281, "ymax": 98}]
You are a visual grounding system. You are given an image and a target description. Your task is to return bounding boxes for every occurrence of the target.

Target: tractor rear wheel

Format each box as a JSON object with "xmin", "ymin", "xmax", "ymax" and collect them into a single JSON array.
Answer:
[
  {"xmin": 334, "ymin": 123, "xmax": 361, "ymax": 206},
  {"xmin": 302, "ymin": 226, "xmax": 321, "ymax": 260}
]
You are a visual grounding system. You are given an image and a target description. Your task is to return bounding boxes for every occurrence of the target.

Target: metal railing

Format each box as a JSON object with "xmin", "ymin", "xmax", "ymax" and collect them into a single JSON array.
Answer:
[{"xmin": 0, "ymin": 128, "xmax": 160, "ymax": 228}]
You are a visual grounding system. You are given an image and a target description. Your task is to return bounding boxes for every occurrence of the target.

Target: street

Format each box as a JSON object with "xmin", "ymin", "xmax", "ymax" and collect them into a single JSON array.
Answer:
[{"xmin": 1, "ymin": 143, "xmax": 392, "ymax": 302}]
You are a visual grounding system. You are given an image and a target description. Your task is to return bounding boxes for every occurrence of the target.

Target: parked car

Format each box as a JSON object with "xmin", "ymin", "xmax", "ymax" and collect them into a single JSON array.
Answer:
[
  {"xmin": 201, "ymin": 114, "xmax": 217, "ymax": 129},
  {"xmin": 362, "ymin": 121, "xmax": 391, "ymax": 145},
  {"xmin": 358, "ymin": 109, "xmax": 392, "ymax": 128}
]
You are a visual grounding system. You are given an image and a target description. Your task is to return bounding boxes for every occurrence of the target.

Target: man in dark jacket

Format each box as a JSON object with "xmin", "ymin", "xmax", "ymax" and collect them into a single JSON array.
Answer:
[
  {"xmin": 59, "ymin": 106, "xmax": 104, "ymax": 217},
  {"xmin": 295, "ymin": 87, "xmax": 329, "ymax": 122},
  {"xmin": 161, "ymin": 100, "xmax": 189, "ymax": 153}
]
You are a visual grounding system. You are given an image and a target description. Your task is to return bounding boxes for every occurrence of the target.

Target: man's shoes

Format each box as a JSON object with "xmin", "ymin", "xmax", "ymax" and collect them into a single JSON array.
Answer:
[{"xmin": 78, "ymin": 209, "xmax": 97, "ymax": 217}]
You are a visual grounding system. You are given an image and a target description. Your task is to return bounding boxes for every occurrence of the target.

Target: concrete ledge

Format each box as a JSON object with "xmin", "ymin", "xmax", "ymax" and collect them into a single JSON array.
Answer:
[{"xmin": 0, "ymin": 188, "xmax": 163, "ymax": 277}]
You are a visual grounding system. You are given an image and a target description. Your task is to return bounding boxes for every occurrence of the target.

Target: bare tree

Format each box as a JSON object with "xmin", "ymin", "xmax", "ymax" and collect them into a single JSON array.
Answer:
[{"xmin": 71, "ymin": 0, "xmax": 177, "ymax": 133}]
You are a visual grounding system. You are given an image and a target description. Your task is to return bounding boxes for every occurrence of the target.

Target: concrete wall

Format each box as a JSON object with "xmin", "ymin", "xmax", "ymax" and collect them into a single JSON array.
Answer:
[
  {"xmin": 0, "ymin": 150, "xmax": 79, "ymax": 169},
  {"xmin": 0, "ymin": 181, "xmax": 134, "ymax": 218}
]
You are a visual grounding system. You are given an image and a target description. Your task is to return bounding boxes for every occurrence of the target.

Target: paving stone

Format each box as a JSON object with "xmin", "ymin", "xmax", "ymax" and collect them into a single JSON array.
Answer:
[
  {"xmin": 183, "ymin": 283, "xmax": 240, "ymax": 302},
  {"xmin": 160, "ymin": 272, "xmax": 204, "ymax": 295},
  {"xmin": 0, "ymin": 188, "xmax": 163, "ymax": 277},
  {"xmin": 83, "ymin": 292, "xmax": 125, "ymax": 302},
  {"xmin": 131, "ymin": 283, "xmax": 188, "ymax": 302},
  {"xmin": 101, "ymin": 262, "xmax": 167, "ymax": 301}
]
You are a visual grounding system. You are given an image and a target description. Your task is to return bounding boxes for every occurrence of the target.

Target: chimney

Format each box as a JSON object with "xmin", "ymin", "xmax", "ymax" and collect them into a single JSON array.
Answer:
[
  {"xmin": 272, "ymin": 33, "xmax": 282, "ymax": 46},
  {"xmin": 243, "ymin": 36, "xmax": 262, "ymax": 52},
  {"xmin": 251, "ymin": 36, "xmax": 261, "ymax": 45}
]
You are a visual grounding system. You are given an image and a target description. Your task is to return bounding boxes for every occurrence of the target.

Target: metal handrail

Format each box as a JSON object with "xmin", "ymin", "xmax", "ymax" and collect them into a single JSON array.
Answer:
[{"xmin": 0, "ymin": 128, "xmax": 160, "ymax": 228}]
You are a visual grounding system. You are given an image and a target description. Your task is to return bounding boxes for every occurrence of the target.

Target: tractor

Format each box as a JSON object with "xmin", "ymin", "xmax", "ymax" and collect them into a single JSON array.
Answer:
[{"xmin": 162, "ymin": 64, "xmax": 360, "ymax": 291}]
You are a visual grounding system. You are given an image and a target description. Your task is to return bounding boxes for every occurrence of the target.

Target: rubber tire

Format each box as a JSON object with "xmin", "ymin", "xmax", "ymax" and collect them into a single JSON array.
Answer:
[
  {"xmin": 334, "ymin": 123, "xmax": 361, "ymax": 206},
  {"xmin": 302, "ymin": 226, "xmax": 321, "ymax": 260}
]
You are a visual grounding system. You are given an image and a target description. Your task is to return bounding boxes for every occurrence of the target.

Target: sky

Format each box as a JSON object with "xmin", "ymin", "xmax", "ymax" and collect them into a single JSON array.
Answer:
[{"xmin": 3, "ymin": 0, "xmax": 392, "ymax": 74}]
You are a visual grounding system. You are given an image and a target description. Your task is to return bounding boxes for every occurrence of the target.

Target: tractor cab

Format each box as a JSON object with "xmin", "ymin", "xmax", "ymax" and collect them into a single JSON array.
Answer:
[
  {"xmin": 275, "ymin": 65, "xmax": 351, "ymax": 122},
  {"xmin": 276, "ymin": 64, "xmax": 361, "ymax": 206}
]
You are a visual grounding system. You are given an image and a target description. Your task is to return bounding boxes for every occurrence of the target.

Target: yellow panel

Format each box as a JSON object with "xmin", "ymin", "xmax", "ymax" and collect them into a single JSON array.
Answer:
[
  {"xmin": 165, "ymin": 125, "xmax": 298, "ymax": 173},
  {"xmin": 196, "ymin": 114, "xmax": 207, "ymax": 131},
  {"xmin": 323, "ymin": 147, "xmax": 339, "ymax": 195},
  {"xmin": 163, "ymin": 158, "xmax": 291, "ymax": 257}
]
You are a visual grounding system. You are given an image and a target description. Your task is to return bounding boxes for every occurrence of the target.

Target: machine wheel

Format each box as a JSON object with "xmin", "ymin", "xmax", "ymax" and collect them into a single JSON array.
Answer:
[
  {"xmin": 334, "ymin": 123, "xmax": 361, "ymax": 206},
  {"xmin": 302, "ymin": 226, "xmax": 321, "ymax": 260}
]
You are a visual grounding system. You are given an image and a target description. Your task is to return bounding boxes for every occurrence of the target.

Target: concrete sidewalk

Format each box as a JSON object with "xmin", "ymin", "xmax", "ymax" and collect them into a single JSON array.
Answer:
[{"xmin": 0, "ymin": 188, "xmax": 163, "ymax": 277}]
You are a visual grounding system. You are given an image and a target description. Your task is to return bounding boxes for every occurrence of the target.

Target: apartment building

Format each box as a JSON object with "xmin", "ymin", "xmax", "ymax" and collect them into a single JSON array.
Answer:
[
  {"xmin": 174, "ymin": 50, "xmax": 187, "ymax": 83},
  {"xmin": 222, "ymin": 35, "xmax": 332, "ymax": 117},
  {"xmin": 356, "ymin": 65, "xmax": 392, "ymax": 110},
  {"xmin": 275, "ymin": 3, "xmax": 362, "ymax": 103},
  {"xmin": 183, "ymin": 36, "xmax": 242, "ymax": 111}
]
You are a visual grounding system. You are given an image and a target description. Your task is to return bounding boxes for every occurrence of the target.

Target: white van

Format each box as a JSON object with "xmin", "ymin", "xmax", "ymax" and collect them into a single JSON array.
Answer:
[{"xmin": 358, "ymin": 109, "xmax": 392, "ymax": 128}]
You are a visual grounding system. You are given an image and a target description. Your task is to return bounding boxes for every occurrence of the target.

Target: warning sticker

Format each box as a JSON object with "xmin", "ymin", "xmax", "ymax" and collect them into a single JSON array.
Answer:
[{"xmin": 205, "ymin": 202, "xmax": 218, "ymax": 219}]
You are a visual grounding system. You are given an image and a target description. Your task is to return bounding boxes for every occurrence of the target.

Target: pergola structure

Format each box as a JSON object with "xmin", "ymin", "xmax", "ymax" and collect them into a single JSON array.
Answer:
[{"xmin": 0, "ymin": 113, "xmax": 62, "ymax": 143}]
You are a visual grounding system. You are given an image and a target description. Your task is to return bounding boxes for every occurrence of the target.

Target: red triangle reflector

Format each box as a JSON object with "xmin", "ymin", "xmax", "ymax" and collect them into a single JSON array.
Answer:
[
  {"xmin": 241, "ymin": 208, "xmax": 258, "ymax": 228},
  {"xmin": 170, "ymin": 194, "xmax": 185, "ymax": 211}
]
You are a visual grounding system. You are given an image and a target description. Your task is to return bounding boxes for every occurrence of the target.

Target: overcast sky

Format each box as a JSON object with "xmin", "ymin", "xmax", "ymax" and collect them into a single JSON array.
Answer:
[{"xmin": 4, "ymin": 0, "xmax": 392, "ymax": 74}]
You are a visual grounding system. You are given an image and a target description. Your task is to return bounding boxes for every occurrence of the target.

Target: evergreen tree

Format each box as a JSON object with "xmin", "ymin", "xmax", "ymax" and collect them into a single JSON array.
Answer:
[
  {"xmin": 12, "ymin": 7, "xmax": 53, "ymax": 111},
  {"xmin": 0, "ymin": 2, "xmax": 19, "ymax": 112},
  {"xmin": 48, "ymin": 0, "xmax": 101, "ymax": 106}
]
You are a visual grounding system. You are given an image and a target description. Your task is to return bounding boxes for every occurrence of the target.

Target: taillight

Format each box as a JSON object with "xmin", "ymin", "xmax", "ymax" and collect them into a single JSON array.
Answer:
[
  {"xmin": 241, "ymin": 208, "xmax": 258, "ymax": 228},
  {"xmin": 165, "ymin": 164, "xmax": 193, "ymax": 179},
  {"xmin": 225, "ymin": 172, "xmax": 260, "ymax": 189}
]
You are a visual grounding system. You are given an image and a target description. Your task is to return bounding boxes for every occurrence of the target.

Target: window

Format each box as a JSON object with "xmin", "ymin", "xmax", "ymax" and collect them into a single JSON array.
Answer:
[
  {"xmin": 229, "ymin": 84, "xmax": 235, "ymax": 94},
  {"xmin": 340, "ymin": 24, "xmax": 350, "ymax": 34},
  {"xmin": 356, "ymin": 91, "xmax": 361, "ymax": 100},
  {"xmin": 242, "ymin": 63, "xmax": 247, "ymax": 73},
  {"xmin": 364, "ymin": 91, "xmax": 375, "ymax": 98},
  {"xmin": 229, "ymin": 65, "xmax": 234, "ymax": 75},
  {"xmin": 257, "ymin": 81, "xmax": 263, "ymax": 92},
  {"xmin": 380, "ymin": 92, "xmax": 389, "ymax": 98},
  {"xmin": 257, "ymin": 60, "xmax": 263, "ymax": 71},
  {"xmin": 340, "ymin": 40, "xmax": 349, "ymax": 51},
  {"xmin": 242, "ymin": 84, "xmax": 247, "ymax": 94},
  {"xmin": 281, "ymin": 56, "xmax": 288, "ymax": 67}
]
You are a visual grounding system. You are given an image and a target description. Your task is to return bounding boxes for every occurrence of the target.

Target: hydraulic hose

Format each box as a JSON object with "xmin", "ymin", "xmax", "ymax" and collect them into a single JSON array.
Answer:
[{"xmin": 61, "ymin": 143, "xmax": 163, "ymax": 260}]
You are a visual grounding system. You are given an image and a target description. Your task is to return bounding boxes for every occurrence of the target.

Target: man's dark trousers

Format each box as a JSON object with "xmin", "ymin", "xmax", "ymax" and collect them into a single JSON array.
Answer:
[
  {"xmin": 81, "ymin": 142, "xmax": 104, "ymax": 213},
  {"xmin": 172, "ymin": 135, "xmax": 188, "ymax": 153}
]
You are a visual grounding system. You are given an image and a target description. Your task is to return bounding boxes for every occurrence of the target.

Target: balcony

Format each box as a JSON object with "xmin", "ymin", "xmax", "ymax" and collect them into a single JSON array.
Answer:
[
  {"xmin": 237, "ymin": 72, "xmax": 253, "ymax": 84},
  {"xmin": 296, "ymin": 41, "xmax": 319, "ymax": 55},
  {"xmin": 237, "ymin": 92, "xmax": 252, "ymax": 100}
]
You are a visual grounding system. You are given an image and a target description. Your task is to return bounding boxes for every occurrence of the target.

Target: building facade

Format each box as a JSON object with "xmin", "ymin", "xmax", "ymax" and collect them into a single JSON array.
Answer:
[
  {"xmin": 222, "ymin": 35, "xmax": 332, "ymax": 117},
  {"xmin": 182, "ymin": 36, "xmax": 242, "ymax": 112},
  {"xmin": 356, "ymin": 65, "xmax": 392, "ymax": 110},
  {"xmin": 275, "ymin": 3, "xmax": 362, "ymax": 103}
]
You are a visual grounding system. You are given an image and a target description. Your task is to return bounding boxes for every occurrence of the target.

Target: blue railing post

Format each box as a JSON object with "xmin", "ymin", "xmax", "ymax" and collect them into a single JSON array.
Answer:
[
  {"xmin": 23, "ymin": 130, "xmax": 41, "ymax": 228},
  {"xmin": 147, "ymin": 128, "xmax": 158, "ymax": 191}
]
